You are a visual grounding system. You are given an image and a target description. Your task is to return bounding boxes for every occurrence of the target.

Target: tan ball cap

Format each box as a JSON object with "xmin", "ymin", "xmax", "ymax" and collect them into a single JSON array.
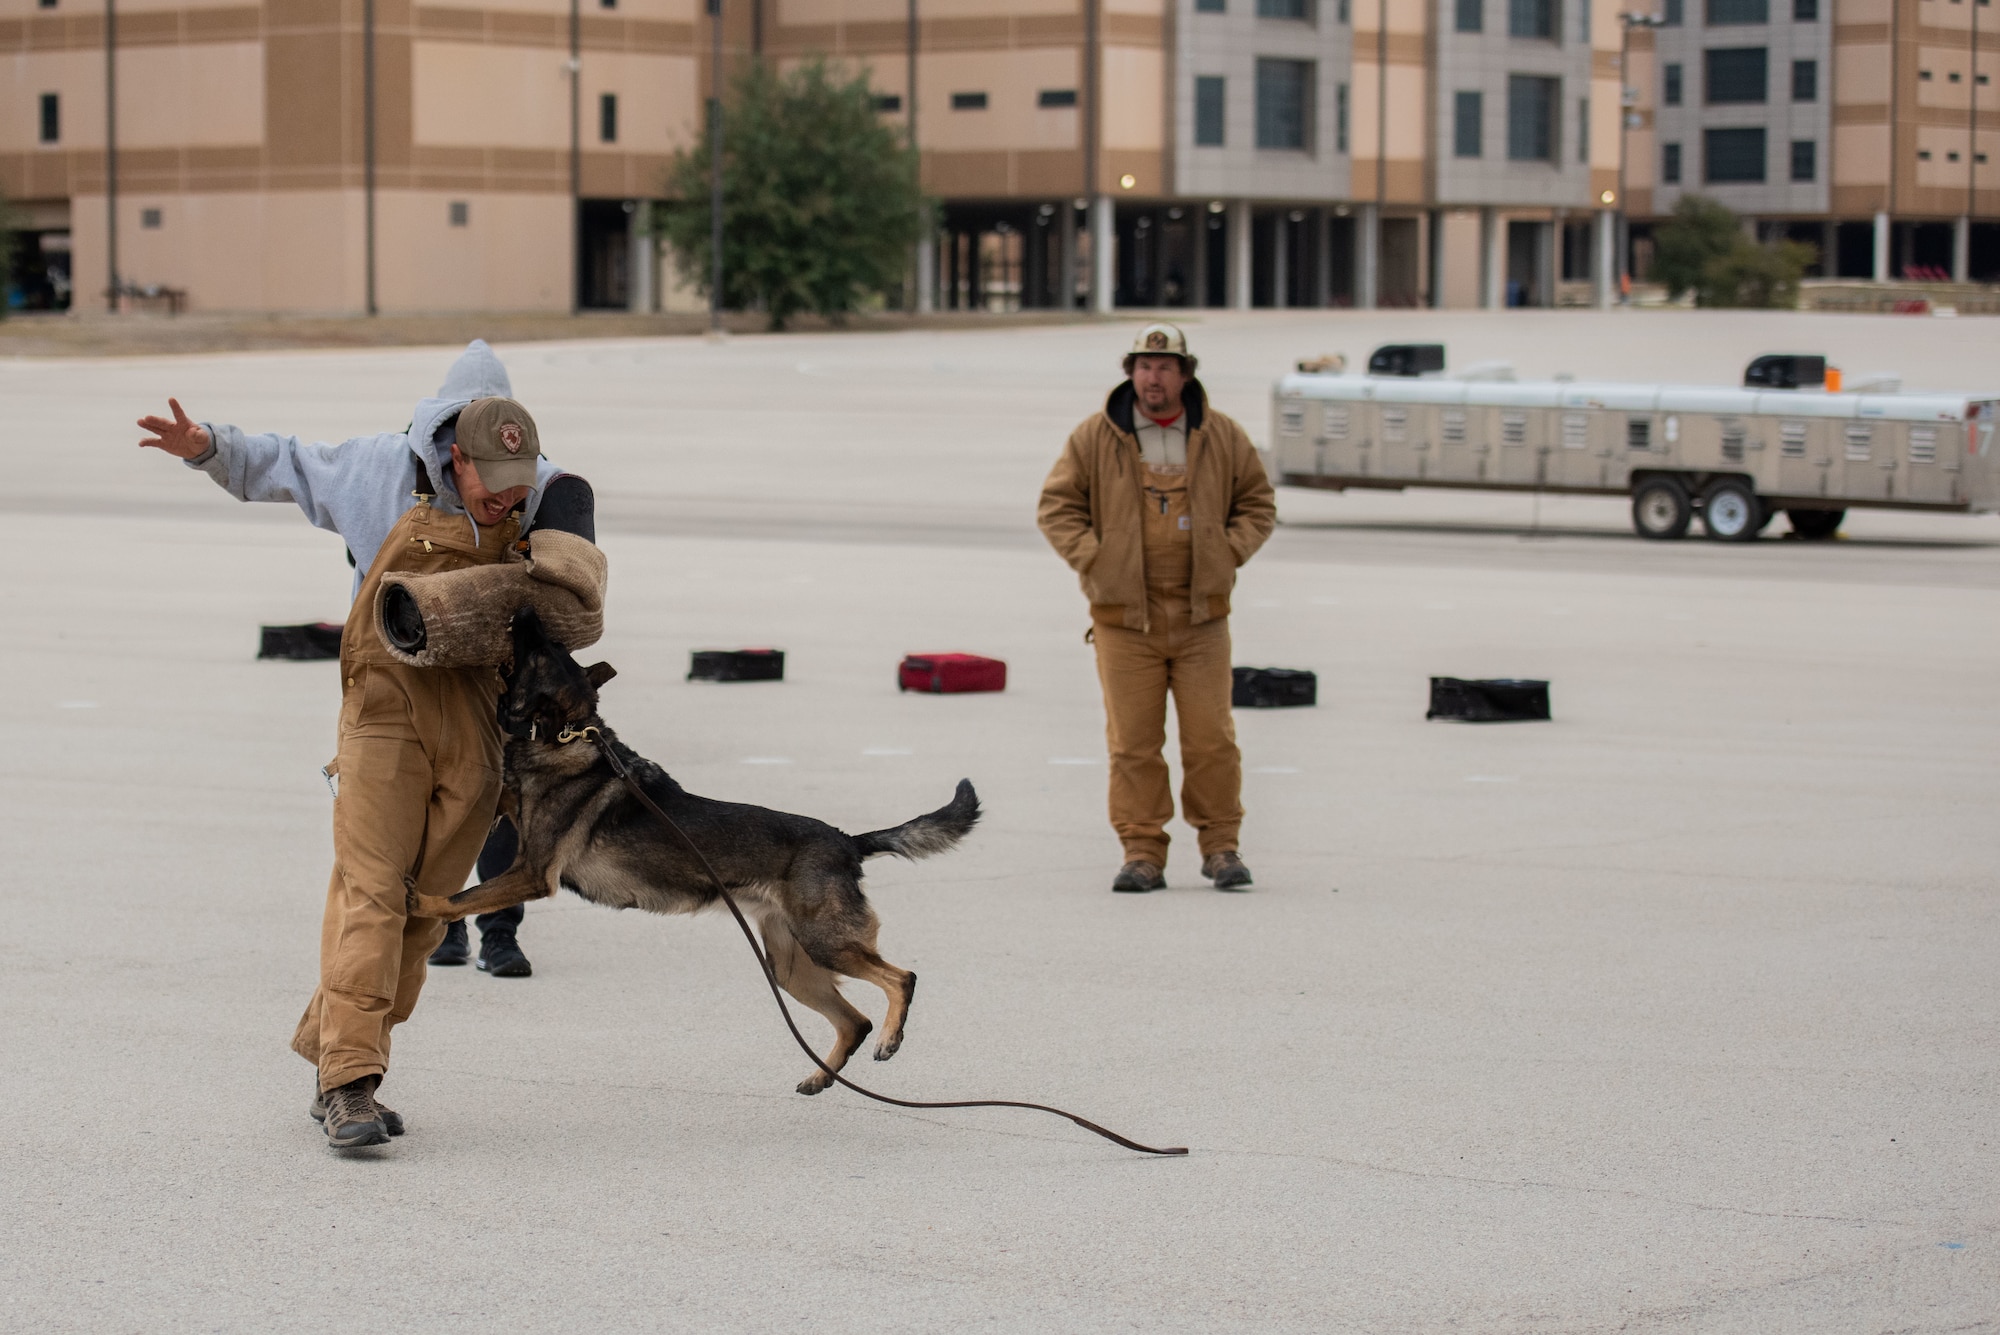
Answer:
[
  {"xmin": 1129, "ymin": 322, "xmax": 1190, "ymax": 359},
  {"xmin": 455, "ymin": 396, "xmax": 541, "ymax": 494}
]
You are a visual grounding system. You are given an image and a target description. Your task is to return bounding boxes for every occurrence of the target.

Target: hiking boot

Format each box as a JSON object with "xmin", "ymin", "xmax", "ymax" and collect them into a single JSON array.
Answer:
[
  {"xmin": 319, "ymin": 1078, "xmax": 389, "ymax": 1150},
  {"xmin": 428, "ymin": 919, "xmax": 470, "ymax": 966},
  {"xmin": 1111, "ymin": 860, "xmax": 1166, "ymax": 893},
  {"xmin": 477, "ymin": 927, "xmax": 533, "ymax": 978},
  {"xmin": 1201, "ymin": 851, "xmax": 1254, "ymax": 890},
  {"xmin": 310, "ymin": 1077, "xmax": 404, "ymax": 1136}
]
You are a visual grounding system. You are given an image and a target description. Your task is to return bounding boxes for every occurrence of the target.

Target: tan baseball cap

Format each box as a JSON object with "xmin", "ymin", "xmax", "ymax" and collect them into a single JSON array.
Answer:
[
  {"xmin": 454, "ymin": 396, "xmax": 541, "ymax": 494},
  {"xmin": 1129, "ymin": 322, "xmax": 1190, "ymax": 359}
]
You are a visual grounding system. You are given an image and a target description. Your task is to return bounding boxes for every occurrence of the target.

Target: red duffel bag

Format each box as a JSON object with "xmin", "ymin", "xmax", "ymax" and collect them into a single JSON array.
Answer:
[{"xmin": 899, "ymin": 653, "xmax": 1007, "ymax": 694}]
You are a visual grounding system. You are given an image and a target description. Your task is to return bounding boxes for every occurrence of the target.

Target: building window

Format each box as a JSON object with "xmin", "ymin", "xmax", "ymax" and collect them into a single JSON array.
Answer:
[
  {"xmin": 1579, "ymin": 0, "xmax": 1590, "ymax": 40},
  {"xmin": 873, "ymin": 93, "xmax": 902, "ymax": 113},
  {"xmin": 38, "ymin": 93, "xmax": 58, "ymax": 143},
  {"xmin": 140, "ymin": 208, "xmax": 162, "ymax": 228},
  {"xmin": 1790, "ymin": 139, "xmax": 1815, "ymax": 181},
  {"xmin": 37, "ymin": 0, "xmax": 56, "ymax": 8},
  {"xmin": 1509, "ymin": 0, "xmax": 1557, "ymax": 39},
  {"xmin": 1338, "ymin": 0, "xmax": 1349, "ymax": 18},
  {"xmin": 600, "ymin": 0, "xmax": 615, "ymax": 8},
  {"xmin": 1255, "ymin": 58, "xmax": 1314, "ymax": 149},
  {"xmin": 1663, "ymin": 0, "xmax": 1683, "ymax": 21},
  {"xmin": 1663, "ymin": 141, "xmax": 1682, "ymax": 182},
  {"xmin": 1704, "ymin": 126, "xmax": 1766, "ymax": 181},
  {"xmin": 1336, "ymin": 81, "xmax": 1349, "ymax": 150},
  {"xmin": 1919, "ymin": 149, "xmax": 1933, "ymax": 160},
  {"xmin": 1919, "ymin": 69, "xmax": 1933, "ymax": 82},
  {"xmin": 449, "ymin": 200, "xmax": 469, "ymax": 226},
  {"xmin": 1507, "ymin": 74, "xmax": 1559, "ymax": 161},
  {"xmin": 1950, "ymin": 71, "xmax": 1962, "ymax": 83},
  {"xmin": 1456, "ymin": 0, "xmax": 1482, "ymax": 31},
  {"xmin": 1706, "ymin": 48, "xmax": 1767, "ymax": 103},
  {"xmin": 1792, "ymin": 59, "xmax": 1816, "ymax": 101},
  {"xmin": 1196, "ymin": 0, "xmax": 1224, "ymax": 10},
  {"xmin": 1195, "ymin": 76, "xmax": 1226, "ymax": 145},
  {"xmin": 1257, "ymin": 0, "xmax": 1314, "ymax": 17},
  {"xmin": 951, "ymin": 91, "xmax": 987, "ymax": 110},
  {"xmin": 1664, "ymin": 64, "xmax": 1682, "ymax": 105},
  {"xmin": 599, "ymin": 93, "xmax": 617, "ymax": 143},
  {"xmin": 1454, "ymin": 90, "xmax": 1483, "ymax": 157},
  {"xmin": 1793, "ymin": 0, "xmax": 1816, "ymax": 17},
  {"xmin": 1577, "ymin": 96, "xmax": 1589, "ymax": 161},
  {"xmin": 1039, "ymin": 89, "xmax": 1077, "ymax": 107},
  {"xmin": 1706, "ymin": 0, "xmax": 1768, "ymax": 23}
]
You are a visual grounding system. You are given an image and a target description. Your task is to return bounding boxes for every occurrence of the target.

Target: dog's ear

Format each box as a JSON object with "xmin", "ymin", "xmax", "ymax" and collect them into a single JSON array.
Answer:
[{"xmin": 584, "ymin": 662, "xmax": 617, "ymax": 689}]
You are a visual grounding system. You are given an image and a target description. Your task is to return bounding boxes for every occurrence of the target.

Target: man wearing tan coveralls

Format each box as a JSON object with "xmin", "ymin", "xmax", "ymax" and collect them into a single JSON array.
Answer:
[
  {"xmin": 138, "ymin": 343, "xmax": 604, "ymax": 1151},
  {"xmin": 1038, "ymin": 324, "xmax": 1277, "ymax": 893}
]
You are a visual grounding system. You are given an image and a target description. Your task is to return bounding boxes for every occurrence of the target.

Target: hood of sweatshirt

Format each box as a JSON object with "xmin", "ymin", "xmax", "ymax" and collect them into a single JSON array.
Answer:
[
  {"xmin": 409, "ymin": 340, "xmax": 516, "ymax": 511},
  {"xmin": 1104, "ymin": 377, "xmax": 1209, "ymax": 437}
]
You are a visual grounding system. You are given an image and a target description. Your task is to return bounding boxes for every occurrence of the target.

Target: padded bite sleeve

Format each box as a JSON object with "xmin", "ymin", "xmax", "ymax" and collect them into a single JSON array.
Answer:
[{"xmin": 373, "ymin": 530, "xmax": 608, "ymax": 668}]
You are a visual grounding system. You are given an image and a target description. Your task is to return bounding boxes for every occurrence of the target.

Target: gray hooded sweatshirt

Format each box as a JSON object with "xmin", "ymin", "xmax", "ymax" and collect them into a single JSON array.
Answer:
[{"xmin": 186, "ymin": 340, "xmax": 563, "ymax": 599}]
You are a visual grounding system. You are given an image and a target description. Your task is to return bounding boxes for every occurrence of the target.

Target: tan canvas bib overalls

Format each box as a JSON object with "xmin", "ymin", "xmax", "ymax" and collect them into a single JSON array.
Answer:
[
  {"xmin": 290, "ymin": 499, "xmax": 519, "ymax": 1092},
  {"xmin": 1091, "ymin": 459, "xmax": 1242, "ymax": 868}
]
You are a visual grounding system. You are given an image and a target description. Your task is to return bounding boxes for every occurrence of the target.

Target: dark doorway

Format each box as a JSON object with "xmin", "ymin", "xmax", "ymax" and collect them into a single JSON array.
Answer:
[
  {"xmin": 1835, "ymin": 220, "xmax": 1874, "ymax": 278},
  {"xmin": 8, "ymin": 230, "xmax": 72, "ymax": 311},
  {"xmin": 1971, "ymin": 223, "xmax": 2000, "ymax": 282},
  {"xmin": 1894, "ymin": 221, "xmax": 1954, "ymax": 278},
  {"xmin": 1114, "ymin": 205, "xmax": 1198, "ymax": 307},
  {"xmin": 1203, "ymin": 210, "xmax": 1228, "ymax": 307},
  {"xmin": 1505, "ymin": 219, "xmax": 1544, "ymax": 306},
  {"xmin": 1327, "ymin": 214, "xmax": 1356, "ymax": 306},
  {"xmin": 578, "ymin": 199, "xmax": 632, "ymax": 309},
  {"xmin": 1381, "ymin": 216, "xmax": 1422, "ymax": 306}
]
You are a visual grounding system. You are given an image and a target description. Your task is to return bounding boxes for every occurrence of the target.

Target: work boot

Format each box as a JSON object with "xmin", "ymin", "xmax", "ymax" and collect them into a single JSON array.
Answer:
[
  {"xmin": 477, "ymin": 926, "xmax": 533, "ymax": 978},
  {"xmin": 318, "ymin": 1078, "xmax": 389, "ymax": 1150},
  {"xmin": 428, "ymin": 919, "xmax": 470, "ymax": 966},
  {"xmin": 310, "ymin": 1076, "xmax": 404, "ymax": 1136},
  {"xmin": 1201, "ymin": 850, "xmax": 1254, "ymax": 891},
  {"xmin": 1111, "ymin": 860, "xmax": 1166, "ymax": 893}
]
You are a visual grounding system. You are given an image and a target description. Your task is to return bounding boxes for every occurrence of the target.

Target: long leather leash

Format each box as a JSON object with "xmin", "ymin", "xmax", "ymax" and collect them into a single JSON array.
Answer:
[{"xmin": 561, "ymin": 726, "xmax": 1188, "ymax": 1157}]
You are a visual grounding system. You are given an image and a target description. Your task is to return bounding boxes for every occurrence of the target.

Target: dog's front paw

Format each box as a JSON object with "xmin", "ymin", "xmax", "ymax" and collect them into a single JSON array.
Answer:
[
  {"xmin": 796, "ymin": 1071, "xmax": 833, "ymax": 1096},
  {"xmin": 872, "ymin": 1033, "xmax": 904, "ymax": 1062}
]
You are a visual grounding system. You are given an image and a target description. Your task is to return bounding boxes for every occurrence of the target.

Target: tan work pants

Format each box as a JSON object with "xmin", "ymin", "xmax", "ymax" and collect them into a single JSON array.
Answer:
[
  {"xmin": 291, "ymin": 662, "xmax": 502, "ymax": 1093},
  {"xmin": 1092, "ymin": 594, "xmax": 1242, "ymax": 868}
]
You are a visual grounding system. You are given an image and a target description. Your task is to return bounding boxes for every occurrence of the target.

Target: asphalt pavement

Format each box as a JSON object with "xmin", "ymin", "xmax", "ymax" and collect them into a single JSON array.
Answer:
[{"xmin": 2, "ymin": 309, "xmax": 1996, "ymax": 1332}]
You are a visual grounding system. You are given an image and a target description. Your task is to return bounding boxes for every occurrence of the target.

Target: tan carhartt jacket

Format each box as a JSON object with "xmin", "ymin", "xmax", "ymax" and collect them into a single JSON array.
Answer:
[{"xmin": 1037, "ymin": 378, "xmax": 1277, "ymax": 631}]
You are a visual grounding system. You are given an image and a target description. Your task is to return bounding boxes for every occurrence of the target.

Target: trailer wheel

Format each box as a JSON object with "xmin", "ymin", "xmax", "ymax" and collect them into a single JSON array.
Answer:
[
  {"xmin": 1785, "ymin": 508, "xmax": 1844, "ymax": 540},
  {"xmin": 1700, "ymin": 480, "xmax": 1763, "ymax": 542},
  {"xmin": 1632, "ymin": 478, "xmax": 1692, "ymax": 540}
]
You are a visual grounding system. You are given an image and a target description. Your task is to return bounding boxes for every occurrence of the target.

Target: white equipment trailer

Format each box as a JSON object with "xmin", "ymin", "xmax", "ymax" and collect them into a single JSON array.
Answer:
[{"xmin": 1268, "ymin": 348, "xmax": 2000, "ymax": 540}]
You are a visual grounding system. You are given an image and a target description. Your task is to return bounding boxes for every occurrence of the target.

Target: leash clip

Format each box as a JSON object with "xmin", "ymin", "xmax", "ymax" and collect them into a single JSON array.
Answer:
[{"xmin": 555, "ymin": 724, "xmax": 601, "ymax": 745}]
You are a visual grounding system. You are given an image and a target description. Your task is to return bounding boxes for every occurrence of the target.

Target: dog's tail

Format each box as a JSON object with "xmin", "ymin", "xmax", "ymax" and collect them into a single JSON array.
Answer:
[{"xmin": 852, "ymin": 779, "xmax": 981, "ymax": 861}]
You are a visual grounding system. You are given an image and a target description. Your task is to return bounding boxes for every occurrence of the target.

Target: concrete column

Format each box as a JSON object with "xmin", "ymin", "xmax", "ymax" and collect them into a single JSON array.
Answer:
[
  {"xmin": 1594, "ymin": 208, "xmax": 1615, "ymax": 308},
  {"xmin": 1873, "ymin": 210, "xmax": 1891, "ymax": 280},
  {"xmin": 1955, "ymin": 214, "xmax": 1971, "ymax": 283},
  {"xmin": 1090, "ymin": 194, "xmax": 1115, "ymax": 313},
  {"xmin": 1536, "ymin": 220, "xmax": 1556, "ymax": 308},
  {"xmin": 1480, "ymin": 207, "xmax": 1501, "ymax": 308},
  {"xmin": 1192, "ymin": 211, "xmax": 1210, "ymax": 308},
  {"xmin": 1058, "ymin": 204, "xmax": 1078, "ymax": 311},
  {"xmin": 628, "ymin": 205, "xmax": 656, "ymax": 313},
  {"xmin": 1426, "ymin": 209, "xmax": 1443, "ymax": 309},
  {"xmin": 1315, "ymin": 210, "xmax": 1334, "ymax": 307},
  {"xmin": 916, "ymin": 231, "xmax": 936, "ymax": 313},
  {"xmin": 1272, "ymin": 213, "xmax": 1290, "ymax": 309},
  {"xmin": 1229, "ymin": 199, "xmax": 1253, "ymax": 309},
  {"xmin": 1357, "ymin": 202, "xmax": 1380, "ymax": 310}
]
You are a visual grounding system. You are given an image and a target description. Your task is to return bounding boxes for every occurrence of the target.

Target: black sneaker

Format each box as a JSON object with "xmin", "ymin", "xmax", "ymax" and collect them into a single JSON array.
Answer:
[
  {"xmin": 311, "ymin": 1076, "xmax": 404, "ymax": 1136},
  {"xmin": 1111, "ymin": 860, "xmax": 1166, "ymax": 893},
  {"xmin": 429, "ymin": 919, "xmax": 470, "ymax": 966},
  {"xmin": 478, "ymin": 927, "xmax": 533, "ymax": 978},
  {"xmin": 319, "ymin": 1078, "xmax": 389, "ymax": 1150},
  {"xmin": 1201, "ymin": 851, "xmax": 1254, "ymax": 890}
]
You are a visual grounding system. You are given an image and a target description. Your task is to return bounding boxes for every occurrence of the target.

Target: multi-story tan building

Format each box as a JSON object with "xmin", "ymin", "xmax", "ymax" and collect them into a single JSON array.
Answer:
[
  {"xmin": 30, "ymin": 0, "xmax": 1976, "ymax": 314},
  {"xmin": 1623, "ymin": 0, "xmax": 2000, "ymax": 281}
]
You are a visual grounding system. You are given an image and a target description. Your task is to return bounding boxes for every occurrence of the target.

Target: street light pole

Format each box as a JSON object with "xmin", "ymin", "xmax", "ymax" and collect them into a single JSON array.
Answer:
[
  {"xmin": 104, "ymin": 0, "xmax": 118, "ymax": 312},
  {"xmin": 709, "ymin": 0, "xmax": 724, "ymax": 333}
]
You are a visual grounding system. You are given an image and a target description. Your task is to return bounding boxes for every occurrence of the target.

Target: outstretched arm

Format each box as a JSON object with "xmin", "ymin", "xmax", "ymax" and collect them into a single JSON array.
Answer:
[{"xmin": 138, "ymin": 396, "xmax": 398, "ymax": 536}]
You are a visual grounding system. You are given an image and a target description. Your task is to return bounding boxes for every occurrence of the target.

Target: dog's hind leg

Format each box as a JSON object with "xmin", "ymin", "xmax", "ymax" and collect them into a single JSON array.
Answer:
[
  {"xmin": 828, "ymin": 942, "xmax": 918, "ymax": 1064},
  {"xmin": 760, "ymin": 916, "xmax": 872, "ymax": 1096}
]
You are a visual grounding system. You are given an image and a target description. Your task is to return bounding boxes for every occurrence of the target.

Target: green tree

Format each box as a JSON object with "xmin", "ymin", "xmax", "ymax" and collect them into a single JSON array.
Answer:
[
  {"xmin": 663, "ymin": 58, "xmax": 930, "ymax": 330},
  {"xmin": 1650, "ymin": 194, "xmax": 1810, "ymax": 309}
]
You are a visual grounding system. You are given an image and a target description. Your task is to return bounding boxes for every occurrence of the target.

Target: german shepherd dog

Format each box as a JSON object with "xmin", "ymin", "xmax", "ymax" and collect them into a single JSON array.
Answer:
[{"xmin": 410, "ymin": 612, "xmax": 981, "ymax": 1094}]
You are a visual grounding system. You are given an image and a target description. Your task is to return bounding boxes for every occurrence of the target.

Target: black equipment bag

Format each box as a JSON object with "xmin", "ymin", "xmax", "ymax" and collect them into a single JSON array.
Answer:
[
  {"xmin": 1232, "ymin": 666, "xmax": 1317, "ymax": 708},
  {"xmin": 688, "ymin": 649, "xmax": 785, "ymax": 682},
  {"xmin": 259, "ymin": 623, "xmax": 344, "ymax": 661},
  {"xmin": 1427, "ymin": 677, "xmax": 1550, "ymax": 722}
]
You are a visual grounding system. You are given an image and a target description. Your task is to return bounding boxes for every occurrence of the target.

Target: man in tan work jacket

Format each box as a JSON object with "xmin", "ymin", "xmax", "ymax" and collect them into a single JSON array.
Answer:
[{"xmin": 1038, "ymin": 324, "xmax": 1277, "ymax": 893}]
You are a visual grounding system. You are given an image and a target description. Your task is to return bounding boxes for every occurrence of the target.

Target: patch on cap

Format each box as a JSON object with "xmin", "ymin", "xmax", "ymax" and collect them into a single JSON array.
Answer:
[
  {"xmin": 1128, "ymin": 322, "xmax": 1190, "ymax": 359},
  {"xmin": 1145, "ymin": 330, "xmax": 1169, "ymax": 351},
  {"xmin": 499, "ymin": 422, "xmax": 525, "ymax": 454}
]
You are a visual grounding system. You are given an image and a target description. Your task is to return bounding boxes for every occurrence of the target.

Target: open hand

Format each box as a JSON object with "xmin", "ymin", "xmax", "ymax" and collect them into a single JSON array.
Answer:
[{"xmin": 137, "ymin": 398, "xmax": 212, "ymax": 459}]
